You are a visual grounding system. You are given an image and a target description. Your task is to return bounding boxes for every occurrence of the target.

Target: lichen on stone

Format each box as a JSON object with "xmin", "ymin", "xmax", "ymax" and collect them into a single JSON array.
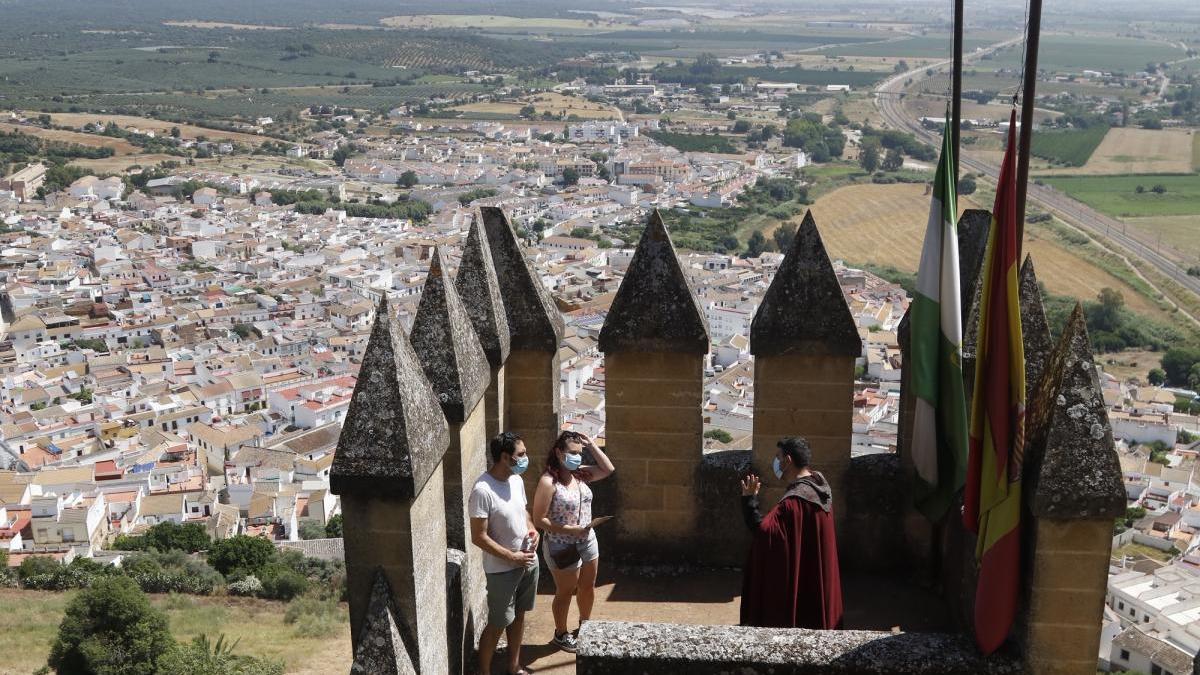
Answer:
[
  {"xmin": 599, "ymin": 209, "xmax": 709, "ymax": 354},
  {"xmin": 479, "ymin": 206, "xmax": 563, "ymax": 351},
  {"xmin": 455, "ymin": 214, "xmax": 511, "ymax": 368},
  {"xmin": 350, "ymin": 569, "xmax": 418, "ymax": 675},
  {"xmin": 410, "ymin": 245, "xmax": 491, "ymax": 424},
  {"xmin": 750, "ymin": 210, "xmax": 860, "ymax": 357}
]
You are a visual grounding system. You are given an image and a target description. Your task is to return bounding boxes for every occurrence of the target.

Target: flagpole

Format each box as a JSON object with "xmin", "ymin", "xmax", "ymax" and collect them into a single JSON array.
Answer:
[
  {"xmin": 1014, "ymin": 0, "xmax": 1043, "ymax": 251},
  {"xmin": 951, "ymin": 0, "xmax": 963, "ymax": 181}
]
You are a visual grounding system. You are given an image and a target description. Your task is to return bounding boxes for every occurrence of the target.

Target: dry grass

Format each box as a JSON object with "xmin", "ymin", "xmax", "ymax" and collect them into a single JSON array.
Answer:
[
  {"xmin": 806, "ymin": 182, "xmax": 1169, "ymax": 318},
  {"xmin": 0, "ymin": 122, "xmax": 139, "ymax": 155},
  {"xmin": 71, "ymin": 153, "xmax": 181, "ymax": 172},
  {"xmin": 454, "ymin": 93, "xmax": 621, "ymax": 120},
  {"xmin": 46, "ymin": 112, "xmax": 270, "ymax": 146},
  {"xmin": 380, "ymin": 14, "xmax": 600, "ymax": 30},
  {"xmin": 1036, "ymin": 128, "xmax": 1197, "ymax": 176},
  {"xmin": 1099, "ymin": 349, "xmax": 1163, "ymax": 383},
  {"xmin": 0, "ymin": 589, "xmax": 351, "ymax": 675}
]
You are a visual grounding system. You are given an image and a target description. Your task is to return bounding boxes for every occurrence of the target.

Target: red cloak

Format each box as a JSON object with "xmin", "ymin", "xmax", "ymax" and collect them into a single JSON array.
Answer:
[{"xmin": 739, "ymin": 475, "xmax": 843, "ymax": 629}]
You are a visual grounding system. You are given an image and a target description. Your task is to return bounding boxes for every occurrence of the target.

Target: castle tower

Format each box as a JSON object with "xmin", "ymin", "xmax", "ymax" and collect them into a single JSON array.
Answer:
[
  {"xmin": 331, "ymin": 296, "xmax": 450, "ymax": 674},
  {"xmin": 480, "ymin": 206, "xmax": 563, "ymax": 480},
  {"xmin": 455, "ymin": 215, "xmax": 512, "ymax": 442},
  {"xmin": 749, "ymin": 211, "xmax": 859, "ymax": 520},
  {"xmin": 409, "ymin": 245, "xmax": 492, "ymax": 674},
  {"xmin": 599, "ymin": 210, "xmax": 709, "ymax": 549}
]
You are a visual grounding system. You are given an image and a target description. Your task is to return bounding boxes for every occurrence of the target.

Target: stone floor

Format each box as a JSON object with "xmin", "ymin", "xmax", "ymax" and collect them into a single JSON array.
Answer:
[{"xmin": 488, "ymin": 566, "xmax": 953, "ymax": 674}]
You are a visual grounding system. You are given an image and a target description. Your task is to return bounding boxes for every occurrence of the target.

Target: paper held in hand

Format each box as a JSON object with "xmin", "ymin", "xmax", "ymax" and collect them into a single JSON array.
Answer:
[{"xmin": 587, "ymin": 515, "xmax": 614, "ymax": 529}]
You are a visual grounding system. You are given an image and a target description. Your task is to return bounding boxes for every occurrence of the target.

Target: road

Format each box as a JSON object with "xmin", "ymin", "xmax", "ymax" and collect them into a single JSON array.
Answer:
[{"xmin": 873, "ymin": 39, "xmax": 1200, "ymax": 305}]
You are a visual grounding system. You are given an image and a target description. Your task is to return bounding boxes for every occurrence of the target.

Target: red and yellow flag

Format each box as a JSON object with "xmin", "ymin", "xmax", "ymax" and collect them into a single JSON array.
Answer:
[{"xmin": 963, "ymin": 109, "xmax": 1026, "ymax": 655}]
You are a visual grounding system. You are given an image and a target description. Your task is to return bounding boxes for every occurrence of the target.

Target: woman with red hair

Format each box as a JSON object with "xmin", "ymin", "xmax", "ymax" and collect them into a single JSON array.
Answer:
[{"xmin": 531, "ymin": 431, "xmax": 615, "ymax": 653}]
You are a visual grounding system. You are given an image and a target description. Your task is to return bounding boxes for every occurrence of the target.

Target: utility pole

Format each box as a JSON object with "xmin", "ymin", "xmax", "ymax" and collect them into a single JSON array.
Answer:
[{"xmin": 1014, "ymin": 0, "xmax": 1044, "ymax": 252}]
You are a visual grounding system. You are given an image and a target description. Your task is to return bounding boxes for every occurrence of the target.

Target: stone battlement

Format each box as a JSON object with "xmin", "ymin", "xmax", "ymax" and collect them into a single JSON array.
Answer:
[{"xmin": 330, "ymin": 206, "xmax": 1125, "ymax": 675}]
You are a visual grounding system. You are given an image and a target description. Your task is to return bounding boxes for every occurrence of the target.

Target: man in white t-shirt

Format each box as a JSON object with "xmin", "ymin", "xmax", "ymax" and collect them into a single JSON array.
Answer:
[{"xmin": 469, "ymin": 431, "xmax": 538, "ymax": 675}]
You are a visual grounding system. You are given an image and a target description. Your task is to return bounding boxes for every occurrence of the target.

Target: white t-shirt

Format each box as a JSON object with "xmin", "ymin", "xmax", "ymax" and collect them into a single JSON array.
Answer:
[{"xmin": 468, "ymin": 472, "xmax": 532, "ymax": 573}]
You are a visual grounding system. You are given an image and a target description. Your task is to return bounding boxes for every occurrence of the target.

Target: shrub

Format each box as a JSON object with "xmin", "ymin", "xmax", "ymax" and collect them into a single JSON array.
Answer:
[
  {"xmin": 297, "ymin": 521, "xmax": 326, "ymax": 540},
  {"xmin": 324, "ymin": 515, "xmax": 343, "ymax": 538},
  {"xmin": 227, "ymin": 575, "xmax": 263, "ymax": 597},
  {"xmin": 17, "ymin": 555, "xmax": 60, "ymax": 582},
  {"xmin": 283, "ymin": 595, "xmax": 345, "ymax": 637},
  {"xmin": 47, "ymin": 576, "xmax": 174, "ymax": 675},
  {"xmin": 206, "ymin": 535, "xmax": 276, "ymax": 577},
  {"xmin": 156, "ymin": 635, "xmax": 284, "ymax": 675},
  {"xmin": 258, "ymin": 563, "xmax": 311, "ymax": 601}
]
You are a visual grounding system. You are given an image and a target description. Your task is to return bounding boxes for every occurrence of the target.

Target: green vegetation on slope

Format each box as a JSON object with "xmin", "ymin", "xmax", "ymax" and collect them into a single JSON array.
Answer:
[
  {"xmin": 1041, "ymin": 174, "xmax": 1200, "ymax": 217},
  {"xmin": 645, "ymin": 131, "xmax": 738, "ymax": 154}
]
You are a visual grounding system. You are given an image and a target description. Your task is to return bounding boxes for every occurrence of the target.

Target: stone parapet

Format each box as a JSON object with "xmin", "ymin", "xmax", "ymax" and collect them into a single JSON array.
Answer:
[{"xmin": 576, "ymin": 621, "xmax": 1022, "ymax": 674}]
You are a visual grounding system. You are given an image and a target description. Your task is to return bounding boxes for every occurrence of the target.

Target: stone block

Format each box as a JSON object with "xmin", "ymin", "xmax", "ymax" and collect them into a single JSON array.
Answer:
[
  {"xmin": 646, "ymin": 460, "xmax": 700, "ymax": 486},
  {"xmin": 607, "ymin": 407, "xmax": 703, "ymax": 435},
  {"xmin": 605, "ymin": 351, "xmax": 705, "ymax": 382},
  {"xmin": 754, "ymin": 354, "xmax": 857, "ymax": 385},
  {"xmin": 616, "ymin": 483, "xmax": 664, "ymax": 510}
]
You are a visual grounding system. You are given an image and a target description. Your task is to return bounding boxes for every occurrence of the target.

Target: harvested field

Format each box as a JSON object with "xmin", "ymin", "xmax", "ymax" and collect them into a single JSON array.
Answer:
[
  {"xmin": 455, "ymin": 93, "xmax": 621, "ymax": 120},
  {"xmin": 1036, "ymin": 128, "xmax": 1197, "ymax": 176},
  {"xmin": 0, "ymin": 122, "xmax": 138, "ymax": 154},
  {"xmin": 71, "ymin": 153, "xmax": 181, "ymax": 172},
  {"xmin": 806, "ymin": 182, "xmax": 1169, "ymax": 319},
  {"xmin": 1123, "ymin": 215, "xmax": 1200, "ymax": 260},
  {"xmin": 45, "ymin": 113, "xmax": 271, "ymax": 146}
]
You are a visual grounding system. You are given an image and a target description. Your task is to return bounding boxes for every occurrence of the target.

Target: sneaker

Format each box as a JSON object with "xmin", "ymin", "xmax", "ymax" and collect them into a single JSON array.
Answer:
[{"xmin": 552, "ymin": 630, "xmax": 578, "ymax": 653}]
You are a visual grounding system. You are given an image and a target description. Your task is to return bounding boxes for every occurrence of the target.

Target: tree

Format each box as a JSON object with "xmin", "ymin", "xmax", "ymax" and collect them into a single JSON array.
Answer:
[
  {"xmin": 859, "ymin": 142, "xmax": 880, "ymax": 172},
  {"xmin": 744, "ymin": 230, "xmax": 768, "ymax": 258},
  {"xmin": 773, "ymin": 224, "xmax": 797, "ymax": 252},
  {"xmin": 561, "ymin": 167, "xmax": 580, "ymax": 186},
  {"xmin": 957, "ymin": 175, "xmax": 977, "ymax": 195},
  {"xmin": 1095, "ymin": 288, "xmax": 1125, "ymax": 332},
  {"xmin": 704, "ymin": 429, "xmax": 733, "ymax": 443},
  {"xmin": 1148, "ymin": 368, "xmax": 1167, "ymax": 386},
  {"xmin": 324, "ymin": 515, "xmax": 343, "ymax": 538},
  {"xmin": 206, "ymin": 535, "xmax": 276, "ymax": 577},
  {"xmin": 397, "ymin": 170, "xmax": 418, "ymax": 188},
  {"xmin": 1162, "ymin": 347, "xmax": 1200, "ymax": 386},
  {"xmin": 1151, "ymin": 184, "xmax": 1167, "ymax": 194},
  {"xmin": 298, "ymin": 521, "xmax": 326, "ymax": 540},
  {"xmin": 519, "ymin": 105, "xmax": 537, "ymax": 119},
  {"xmin": 170, "ymin": 127, "xmax": 181, "ymax": 139},
  {"xmin": 156, "ymin": 635, "xmax": 284, "ymax": 675},
  {"xmin": 113, "ymin": 521, "xmax": 211, "ymax": 553},
  {"xmin": 881, "ymin": 148, "xmax": 904, "ymax": 171},
  {"xmin": 732, "ymin": 120, "xmax": 751, "ymax": 133},
  {"xmin": 48, "ymin": 576, "xmax": 173, "ymax": 675}
]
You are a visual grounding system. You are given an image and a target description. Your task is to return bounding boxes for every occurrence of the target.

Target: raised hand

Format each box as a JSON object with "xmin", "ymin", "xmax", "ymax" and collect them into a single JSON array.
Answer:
[{"xmin": 741, "ymin": 474, "xmax": 761, "ymax": 497}]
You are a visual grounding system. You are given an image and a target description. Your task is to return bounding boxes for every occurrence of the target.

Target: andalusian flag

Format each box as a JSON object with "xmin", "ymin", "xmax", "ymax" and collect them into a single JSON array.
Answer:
[
  {"xmin": 910, "ymin": 116, "xmax": 969, "ymax": 521},
  {"xmin": 963, "ymin": 109, "xmax": 1026, "ymax": 655}
]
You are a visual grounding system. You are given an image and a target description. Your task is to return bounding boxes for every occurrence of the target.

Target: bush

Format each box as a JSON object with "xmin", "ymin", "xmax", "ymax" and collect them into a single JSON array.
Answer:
[
  {"xmin": 258, "ymin": 563, "xmax": 311, "ymax": 601},
  {"xmin": 48, "ymin": 576, "xmax": 174, "ymax": 675},
  {"xmin": 227, "ymin": 575, "xmax": 263, "ymax": 597},
  {"xmin": 297, "ymin": 521, "xmax": 326, "ymax": 540},
  {"xmin": 17, "ymin": 555, "xmax": 60, "ymax": 582},
  {"xmin": 114, "ymin": 521, "xmax": 212, "ymax": 553},
  {"xmin": 283, "ymin": 595, "xmax": 344, "ymax": 637},
  {"xmin": 207, "ymin": 535, "xmax": 276, "ymax": 577},
  {"xmin": 704, "ymin": 429, "xmax": 734, "ymax": 443},
  {"xmin": 324, "ymin": 514, "xmax": 343, "ymax": 538},
  {"xmin": 156, "ymin": 635, "xmax": 284, "ymax": 675}
]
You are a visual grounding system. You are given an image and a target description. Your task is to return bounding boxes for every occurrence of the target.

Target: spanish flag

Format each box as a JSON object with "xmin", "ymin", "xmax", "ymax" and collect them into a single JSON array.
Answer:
[{"xmin": 963, "ymin": 109, "xmax": 1026, "ymax": 655}]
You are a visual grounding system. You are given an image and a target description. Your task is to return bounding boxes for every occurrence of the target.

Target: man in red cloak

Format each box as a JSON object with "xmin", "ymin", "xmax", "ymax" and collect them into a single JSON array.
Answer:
[{"xmin": 739, "ymin": 436, "xmax": 843, "ymax": 629}]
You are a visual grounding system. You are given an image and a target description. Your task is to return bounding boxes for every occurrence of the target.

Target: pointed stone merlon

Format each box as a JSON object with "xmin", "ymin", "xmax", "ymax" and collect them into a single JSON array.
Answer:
[
  {"xmin": 1018, "ymin": 255, "xmax": 1052, "ymax": 405},
  {"xmin": 600, "ymin": 210, "xmax": 709, "ymax": 547},
  {"xmin": 331, "ymin": 297, "xmax": 450, "ymax": 674},
  {"xmin": 456, "ymin": 215, "xmax": 512, "ymax": 441},
  {"xmin": 960, "ymin": 209, "xmax": 991, "ymax": 405},
  {"xmin": 411, "ymin": 245, "xmax": 491, "ymax": 663},
  {"xmin": 750, "ymin": 211, "xmax": 859, "ymax": 523},
  {"xmin": 1019, "ymin": 304, "xmax": 1126, "ymax": 675},
  {"xmin": 480, "ymin": 206, "xmax": 563, "ymax": 482},
  {"xmin": 350, "ymin": 569, "xmax": 418, "ymax": 675}
]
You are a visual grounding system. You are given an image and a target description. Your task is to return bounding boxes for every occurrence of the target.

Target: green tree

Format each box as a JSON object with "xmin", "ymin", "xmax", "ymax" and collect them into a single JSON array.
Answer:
[
  {"xmin": 1095, "ymin": 288, "xmax": 1125, "ymax": 332},
  {"xmin": 957, "ymin": 175, "xmax": 977, "ymax": 195},
  {"xmin": 206, "ymin": 535, "xmax": 276, "ymax": 577},
  {"xmin": 744, "ymin": 230, "xmax": 768, "ymax": 258},
  {"xmin": 156, "ymin": 635, "xmax": 284, "ymax": 675},
  {"xmin": 732, "ymin": 120, "xmax": 751, "ymax": 133},
  {"xmin": 1148, "ymin": 368, "xmax": 1167, "ymax": 386},
  {"xmin": 881, "ymin": 148, "xmax": 904, "ymax": 171},
  {"xmin": 397, "ymin": 170, "xmax": 418, "ymax": 188},
  {"xmin": 298, "ymin": 521, "xmax": 326, "ymax": 540},
  {"xmin": 114, "ymin": 521, "xmax": 212, "ymax": 553},
  {"xmin": 704, "ymin": 429, "xmax": 733, "ymax": 443},
  {"xmin": 773, "ymin": 224, "xmax": 797, "ymax": 252},
  {"xmin": 1161, "ymin": 347, "xmax": 1200, "ymax": 386},
  {"xmin": 48, "ymin": 576, "xmax": 173, "ymax": 675},
  {"xmin": 859, "ymin": 142, "xmax": 880, "ymax": 173},
  {"xmin": 561, "ymin": 167, "xmax": 580, "ymax": 186},
  {"xmin": 324, "ymin": 515, "xmax": 343, "ymax": 538}
]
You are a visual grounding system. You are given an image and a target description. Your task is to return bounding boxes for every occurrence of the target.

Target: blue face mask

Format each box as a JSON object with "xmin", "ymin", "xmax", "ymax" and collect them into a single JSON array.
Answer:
[
  {"xmin": 772, "ymin": 456, "xmax": 784, "ymax": 480},
  {"xmin": 512, "ymin": 455, "xmax": 529, "ymax": 475},
  {"xmin": 563, "ymin": 453, "xmax": 583, "ymax": 471}
]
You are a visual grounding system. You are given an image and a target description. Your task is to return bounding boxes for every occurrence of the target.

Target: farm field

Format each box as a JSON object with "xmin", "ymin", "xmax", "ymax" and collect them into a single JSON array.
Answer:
[
  {"xmin": 806, "ymin": 182, "xmax": 1170, "ymax": 319},
  {"xmin": 71, "ymin": 153, "xmax": 182, "ymax": 172},
  {"xmin": 1040, "ymin": 174, "xmax": 1200, "ymax": 218},
  {"xmin": 380, "ymin": 14, "xmax": 607, "ymax": 30},
  {"xmin": 453, "ymin": 93, "xmax": 621, "ymax": 120},
  {"xmin": 818, "ymin": 35, "xmax": 995, "ymax": 58},
  {"xmin": 46, "ymin": 112, "xmax": 271, "ymax": 146},
  {"xmin": 0, "ymin": 589, "xmax": 351, "ymax": 675},
  {"xmin": 0, "ymin": 123, "xmax": 139, "ymax": 155},
  {"xmin": 976, "ymin": 33, "xmax": 1183, "ymax": 73},
  {"xmin": 1034, "ymin": 128, "xmax": 1197, "ymax": 175},
  {"xmin": 1123, "ymin": 215, "xmax": 1200, "ymax": 260},
  {"xmin": 1029, "ymin": 125, "xmax": 1110, "ymax": 167}
]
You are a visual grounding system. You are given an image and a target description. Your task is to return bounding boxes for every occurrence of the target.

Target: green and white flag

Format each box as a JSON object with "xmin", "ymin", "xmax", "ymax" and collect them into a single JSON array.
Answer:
[{"xmin": 910, "ymin": 117, "xmax": 969, "ymax": 521}]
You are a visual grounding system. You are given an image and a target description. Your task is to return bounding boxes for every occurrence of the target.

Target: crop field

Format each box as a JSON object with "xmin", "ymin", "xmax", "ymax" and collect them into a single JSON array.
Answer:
[
  {"xmin": 380, "ymin": 14, "xmax": 606, "ymax": 30},
  {"xmin": 0, "ymin": 589, "xmax": 351, "ymax": 675},
  {"xmin": 454, "ymin": 93, "xmax": 620, "ymax": 120},
  {"xmin": 1030, "ymin": 125, "xmax": 1110, "ymax": 167},
  {"xmin": 1035, "ymin": 128, "xmax": 1197, "ymax": 175},
  {"xmin": 1123, "ymin": 215, "xmax": 1200, "ymax": 260},
  {"xmin": 805, "ymin": 182, "xmax": 1169, "ymax": 318},
  {"xmin": 975, "ymin": 34, "xmax": 1183, "ymax": 73},
  {"xmin": 817, "ymin": 35, "xmax": 995, "ymax": 58},
  {"xmin": 46, "ymin": 113, "xmax": 270, "ymax": 145},
  {"xmin": 1041, "ymin": 174, "xmax": 1200, "ymax": 218},
  {"xmin": 0, "ymin": 123, "xmax": 139, "ymax": 155}
]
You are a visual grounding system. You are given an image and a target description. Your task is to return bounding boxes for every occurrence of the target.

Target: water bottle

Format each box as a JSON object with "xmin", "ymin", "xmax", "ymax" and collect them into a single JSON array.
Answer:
[{"xmin": 520, "ymin": 532, "xmax": 534, "ymax": 552}]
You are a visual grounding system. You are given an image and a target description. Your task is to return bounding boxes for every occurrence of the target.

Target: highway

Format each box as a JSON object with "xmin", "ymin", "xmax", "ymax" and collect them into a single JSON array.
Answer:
[{"xmin": 872, "ymin": 40, "xmax": 1200, "ymax": 306}]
